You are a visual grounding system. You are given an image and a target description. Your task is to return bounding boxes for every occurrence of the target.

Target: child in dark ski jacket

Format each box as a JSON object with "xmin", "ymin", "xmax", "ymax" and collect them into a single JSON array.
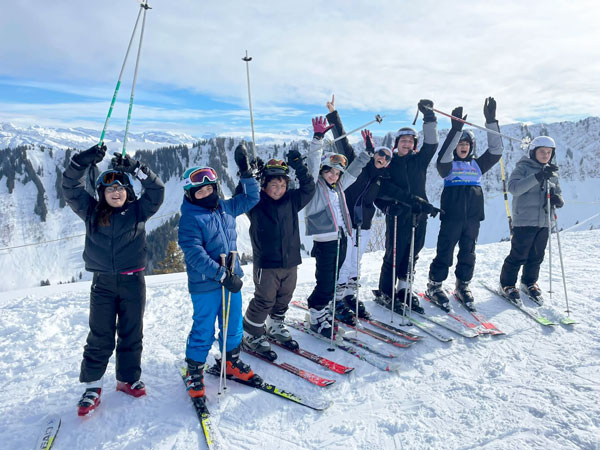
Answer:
[
  {"xmin": 177, "ymin": 146, "xmax": 260, "ymax": 399},
  {"xmin": 499, "ymin": 135, "xmax": 563, "ymax": 303},
  {"xmin": 304, "ymin": 111, "xmax": 371, "ymax": 338},
  {"xmin": 62, "ymin": 145, "xmax": 164, "ymax": 416},
  {"xmin": 374, "ymin": 99, "xmax": 440, "ymax": 314},
  {"xmin": 240, "ymin": 152, "xmax": 315, "ymax": 358},
  {"xmin": 426, "ymin": 98, "xmax": 504, "ymax": 311},
  {"xmin": 324, "ymin": 97, "xmax": 392, "ymax": 321}
]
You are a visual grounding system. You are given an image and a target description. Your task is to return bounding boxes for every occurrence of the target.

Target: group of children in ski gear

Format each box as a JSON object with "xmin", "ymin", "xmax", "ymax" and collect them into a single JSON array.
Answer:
[{"xmin": 65, "ymin": 94, "xmax": 565, "ymax": 412}]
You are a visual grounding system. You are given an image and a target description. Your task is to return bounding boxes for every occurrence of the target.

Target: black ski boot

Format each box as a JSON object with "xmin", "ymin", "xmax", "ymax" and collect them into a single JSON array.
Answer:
[
  {"xmin": 500, "ymin": 284, "xmax": 522, "ymax": 306},
  {"xmin": 184, "ymin": 358, "xmax": 206, "ymax": 398},
  {"xmin": 520, "ymin": 282, "xmax": 544, "ymax": 306},
  {"xmin": 331, "ymin": 300, "xmax": 357, "ymax": 325},
  {"xmin": 242, "ymin": 331, "xmax": 278, "ymax": 361},
  {"xmin": 455, "ymin": 280, "xmax": 476, "ymax": 312},
  {"xmin": 425, "ymin": 280, "xmax": 450, "ymax": 312},
  {"xmin": 343, "ymin": 295, "xmax": 371, "ymax": 319},
  {"xmin": 397, "ymin": 289, "xmax": 425, "ymax": 314}
]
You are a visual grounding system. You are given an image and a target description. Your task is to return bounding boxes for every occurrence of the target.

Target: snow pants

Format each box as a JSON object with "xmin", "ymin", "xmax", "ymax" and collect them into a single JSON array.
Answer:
[
  {"xmin": 378, "ymin": 213, "xmax": 427, "ymax": 297},
  {"xmin": 186, "ymin": 287, "xmax": 243, "ymax": 364},
  {"xmin": 429, "ymin": 219, "xmax": 481, "ymax": 283},
  {"xmin": 80, "ymin": 272, "xmax": 146, "ymax": 383},
  {"xmin": 243, "ymin": 266, "xmax": 298, "ymax": 336},
  {"xmin": 307, "ymin": 232, "xmax": 348, "ymax": 310},
  {"xmin": 500, "ymin": 226, "xmax": 549, "ymax": 287},
  {"xmin": 337, "ymin": 228, "xmax": 371, "ymax": 287}
]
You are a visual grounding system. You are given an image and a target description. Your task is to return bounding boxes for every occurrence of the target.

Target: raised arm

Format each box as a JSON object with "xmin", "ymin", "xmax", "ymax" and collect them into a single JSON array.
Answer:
[
  {"xmin": 475, "ymin": 97, "xmax": 504, "ymax": 174},
  {"xmin": 436, "ymin": 106, "xmax": 466, "ymax": 177},
  {"xmin": 325, "ymin": 95, "xmax": 357, "ymax": 164}
]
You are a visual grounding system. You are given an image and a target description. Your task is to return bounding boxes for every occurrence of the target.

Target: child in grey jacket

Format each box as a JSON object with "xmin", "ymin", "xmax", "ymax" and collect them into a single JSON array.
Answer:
[{"xmin": 499, "ymin": 136, "xmax": 564, "ymax": 304}]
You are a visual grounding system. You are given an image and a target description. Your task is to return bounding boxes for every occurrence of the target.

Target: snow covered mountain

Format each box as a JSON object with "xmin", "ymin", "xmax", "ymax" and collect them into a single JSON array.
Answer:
[
  {"xmin": 0, "ymin": 117, "xmax": 599, "ymax": 291},
  {"xmin": 1, "ymin": 231, "xmax": 598, "ymax": 449}
]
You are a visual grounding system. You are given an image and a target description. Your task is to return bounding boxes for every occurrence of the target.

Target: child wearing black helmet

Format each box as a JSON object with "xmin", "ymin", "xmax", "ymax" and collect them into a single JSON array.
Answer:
[
  {"xmin": 240, "ymin": 151, "xmax": 315, "ymax": 359},
  {"xmin": 426, "ymin": 98, "xmax": 504, "ymax": 312},
  {"xmin": 62, "ymin": 145, "xmax": 164, "ymax": 416},
  {"xmin": 499, "ymin": 135, "xmax": 563, "ymax": 305}
]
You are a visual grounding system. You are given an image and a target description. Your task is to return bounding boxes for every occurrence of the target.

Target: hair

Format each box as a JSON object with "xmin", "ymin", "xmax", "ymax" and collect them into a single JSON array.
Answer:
[
  {"xmin": 262, "ymin": 174, "xmax": 290, "ymax": 188},
  {"xmin": 95, "ymin": 193, "xmax": 113, "ymax": 227}
]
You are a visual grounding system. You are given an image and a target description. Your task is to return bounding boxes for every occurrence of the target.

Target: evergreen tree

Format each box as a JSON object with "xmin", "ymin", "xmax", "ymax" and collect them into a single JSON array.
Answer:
[{"xmin": 154, "ymin": 240, "xmax": 185, "ymax": 274}]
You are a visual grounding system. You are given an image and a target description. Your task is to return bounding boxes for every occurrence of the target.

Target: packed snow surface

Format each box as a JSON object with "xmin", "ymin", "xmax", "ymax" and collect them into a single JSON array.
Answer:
[{"xmin": 0, "ymin": 230, "xmax": 599, "ymax": 449}]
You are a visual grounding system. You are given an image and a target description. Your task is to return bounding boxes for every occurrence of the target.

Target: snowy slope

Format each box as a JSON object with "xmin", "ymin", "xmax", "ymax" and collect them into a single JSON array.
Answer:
[{"xmin": 0, "ymin": 230, "xmax": 598, "ymax": 450}]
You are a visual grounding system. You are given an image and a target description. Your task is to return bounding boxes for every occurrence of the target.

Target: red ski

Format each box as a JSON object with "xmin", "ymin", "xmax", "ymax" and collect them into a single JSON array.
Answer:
[
  {"xmin": 269, "ymin": 339, "xmax": 354, "ymax": 374},
  {"xmin": 449, "ymin": 291, "xmax": 505, "ymax": 336}
]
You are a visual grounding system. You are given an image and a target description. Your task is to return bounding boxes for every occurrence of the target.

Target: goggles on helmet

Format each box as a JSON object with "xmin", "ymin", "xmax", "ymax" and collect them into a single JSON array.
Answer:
[
  {"xmin": 325, "ymin": 153, "xmax": 348, "ymax": 169},
  {"xmin": 96, "ymin": 170, "xmax": 131, "ymax": 189},
  {"xmin": 184, "ymin": 167, "xmax": 218, "ymax": 191},
  {"xmin": 266, "ymin": 159, "xmax": 288, "ymax": 171}
]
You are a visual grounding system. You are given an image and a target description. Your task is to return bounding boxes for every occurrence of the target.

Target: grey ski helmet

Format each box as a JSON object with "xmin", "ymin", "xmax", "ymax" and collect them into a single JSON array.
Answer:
[
  {"xmin": 394, "ymin": 127, "xmax": 418, "ymax": 151},
  {"xmin": 529, "ymin": 136, "xmax": 556, "ymax": 160}
]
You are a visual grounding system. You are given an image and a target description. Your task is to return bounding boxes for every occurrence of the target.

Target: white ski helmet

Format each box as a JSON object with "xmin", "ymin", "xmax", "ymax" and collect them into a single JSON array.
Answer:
[
  {"xmin": 394, "ymin": 127, "xmax": 418, "ymax": 151},
  {"xmin": 320, "ymin": 152, "xmax": 348, "ymax": 173},
  {"xmin": 529, "ymin": 136, "xmax": 556, "ymax": 160}
]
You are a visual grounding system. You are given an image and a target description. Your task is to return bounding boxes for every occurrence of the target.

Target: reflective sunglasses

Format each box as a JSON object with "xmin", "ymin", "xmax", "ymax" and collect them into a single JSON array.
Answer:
[
  {"xmin": 376, "ymin": 149, "xmax": 392, "ymax": 161},
  {"xmin": 99, "ymin": 170, "xmax": 129, "ymax": 187},
  {"xmin": 188, "ymin": 167, "xmax": 218, "ymax": 185}
]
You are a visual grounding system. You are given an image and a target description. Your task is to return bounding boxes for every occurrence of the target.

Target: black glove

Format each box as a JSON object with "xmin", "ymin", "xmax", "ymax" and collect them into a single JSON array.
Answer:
[
  {"xmin": 483, "ymin": 97, "xmax": 496, "ymax": 123},
  {"xmin": 234, "ymin": 144, "xmax": 252, "ymax": 178},
  {"xmin": 385, "ymin": 203, "xmax": 404, "ymax": 216},
  {"xmin": 361, "ymin": 129, "xmax": 375, "ymax": 155},
  {"xmin": 286, "ymin": 149, "xmax": 304, "ymax": 170},
  {"xmin": 534, "ymin": 163, "xmax": 558, "ymax": 183},
  {"xmin": 220, "ymin": 270, "xmax": 243, "ymax": 293},
  {"xmin": 418, "ymin": 99, "xmax": 436, "ymax": 122},
  {"xmin": 111, "ymin": 153, "xmax": 140, "ymax": 173},
  {"xmin": 410, "ymin": 195, "xmax": 435, "ymax": 215},
  {"xmin": 550, "ymin": 193, "xmax": 564, "ymax": 208},
  {"xmin": 451, "ymin": 106, "xmax": 466, "ymax": 132},
  {"xmin": 72, "ymin": 144, "xmax": 106, "ymax": 167}
]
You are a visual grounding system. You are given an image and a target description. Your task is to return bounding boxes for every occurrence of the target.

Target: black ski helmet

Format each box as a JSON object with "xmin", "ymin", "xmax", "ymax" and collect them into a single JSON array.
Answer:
[
  {"xmin": 454, "ymin": 130, "xmax": 475, "ymax": 160},
  {"xmin": 261, "ymin": 158, "xmax": 290, "ymax": 187},
  {"xmin": 95, "ymin": 169, "xmax": 135, "ymax": 202},
  {"xmin": 394, "ymin": 127, "xmax": 418, "ymax": 151}
]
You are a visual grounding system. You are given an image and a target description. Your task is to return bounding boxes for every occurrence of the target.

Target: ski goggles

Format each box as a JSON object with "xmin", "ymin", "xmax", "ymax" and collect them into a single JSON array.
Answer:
[
  {"xmin": 188, "ymin": 167, "xmax": 218, "ymax": 185},
  {"xmin": 265, "ymin": 159, "xmax": 288, "ymax": 171},
  {"xmin": 97, "ymin": 170, "xmax": 130, "ymax": 187},
  {"xmin": 325, "ymin": 153, "xmax": 348, "ymax": 169},
  {"xmin": 375, "ymin": 148, "xmax": 392, "ymax": 161}
]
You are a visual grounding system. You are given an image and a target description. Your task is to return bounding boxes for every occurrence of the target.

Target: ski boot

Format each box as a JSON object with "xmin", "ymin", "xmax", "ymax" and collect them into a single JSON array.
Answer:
[
  {"xmin": 397, "ymin": 288, "xmax": 425, "ymax": 314},
  {"xmin": 425, "ymin": 280, "xmax": 450, "ymax": 312},
  {"xmin": 77, "ymin": 386, "xmax": 102, "ymax": 416},
  {"xmin": 331, "ymin": 300, "xmax": 357, "ymax": 326},
  {"xmin": 222, "ymin": 346, "xmax": 260, "ymax": 383},
  {"xmin": 520, "ymin": 282, "xmax": 544, "ymax": 306},
  {"xmin": 242, "ymin": 330, "xmax": 278, "ymax": 361},
  {"xmin": 343, "ymin": 295, "xmax": 371, "ymax": 319},
  {"xmin": 266, "ymin": 315, "xmax": 299, "ymax": 350},
  {"xmin": 116, "ymin": 380, "xmax": 147, "ymax": 398},
  {"xmin": 372, "ymin": 290, "xmax": 406, "ymax": 314},
  {"xmin": 184, "ymin": 358, "xmax": 205, "ymax": 398},
  {"xmin": 500, "ymin": 284, "xmax": 522, "ymax": 306},
  {"xmin": 309, "ymin": 305, "xmax": 334, "ymax": 339},
  {"xmin": 455, "ymin": 280, "xmax": 476, "ymax": 312}
]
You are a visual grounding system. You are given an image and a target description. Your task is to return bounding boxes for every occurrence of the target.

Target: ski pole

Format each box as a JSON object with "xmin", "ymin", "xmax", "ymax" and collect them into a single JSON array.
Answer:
[
  {"xmin": 122, "ymin": 0, "xmax": 151, "ymax": 156},
  {"xmin": 390, "ymin": 215, "xmax": 397, "ymax": 323},
  {"xmin": 328, "ymin": 230, "xmax": 342, "ymax": 352},
  {"xmin": 499, "ymin": 157, "xmax": 513, "ymax": 237},
  {"xmin": 218, "ymin": 253, "xmax": 227, "ymax": 396},
  {"xmin": 404, "ymin": 214, "xmax": 417, "ymax": 323},
  {"xmin": 546, "ymin": 181, "xmax": 553, "ymax": 300},
  {"xmin": 419, "ymin": 105, "xmax": 531, "ymax": 149},
  {"xmin": 328, "ymin": 114, "xmax": 384, "ymax": 144},
  {"xmin": 242, "ymin": 50, "xmax": 257, "ymax": 159},
  {"xmin": 355, "ymin": 226, "xmax": 361, "ymax": 334},
  {"xmin": 552, "ymin": 211, "xmax": 572, "ymax": 316}
]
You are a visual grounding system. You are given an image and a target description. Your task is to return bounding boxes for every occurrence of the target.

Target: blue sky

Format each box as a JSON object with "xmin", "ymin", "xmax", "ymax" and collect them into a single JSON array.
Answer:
[{"xmin": 1, "ymin": 1, "xmax": 599, "ymax": 139}]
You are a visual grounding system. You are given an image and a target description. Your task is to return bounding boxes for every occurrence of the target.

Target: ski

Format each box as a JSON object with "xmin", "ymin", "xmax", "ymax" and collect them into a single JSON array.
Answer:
[
  {"xmin": 479, "ymin": 282, "xmax": 556, "ymax": 326},
  {"xmin": 204, "ymin": 364, "xmax": 331, "ymax": 411},
  {"xmin": 268, "ymin": 339, "xmax": 354, "ymax": 374},
  {"xmin": 34, "ymin": 414, "xmax": 61, "ymax": 450},
  {"xmin": 419, "ymin": 293, "xmax": 491, "ymax": 336},
  {"xmin": 179, "ymin": 366, "xmax": 221, "ymax": 450},
  {"xmin": 449, "ymin": 291, "xmax": 505, "ymax": 336},
  {"xmin": 413, "ymin": 310, "xmax": 479, "ymax": 338},
  {"xmin": 340, "ymin": 334, "xmax": 399, "ymax": 358},
  {"xmin": 290, "ymin": 300, "xmax": 411, "ymax": 350},
  {"xmin": 359, "ymin": 316, "xmax": 423, "ymax": 341},
  {"xmin": 286, "ymin": 320, "xmax": 401, "ymax": 372},
  {"xmin": 242, "ymin": 348, "xmax": 335, "ymax": 387},
  {"xmin": 372, "ymin": 295, "xmax": 454, "ymax": 342},
  {"xmin": 519, "ymin": 289, "xmax": 577, "ymax": 326}
]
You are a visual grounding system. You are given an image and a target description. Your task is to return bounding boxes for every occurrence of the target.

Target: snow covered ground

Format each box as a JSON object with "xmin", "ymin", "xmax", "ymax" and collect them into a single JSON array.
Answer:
[{"xmin": 0, "ymin": 230, "xmax": 599, "ymax": 449}]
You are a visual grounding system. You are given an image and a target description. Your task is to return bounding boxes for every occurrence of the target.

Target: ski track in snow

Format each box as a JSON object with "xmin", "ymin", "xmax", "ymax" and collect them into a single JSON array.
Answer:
[{"xmin": 0, "ymin": 231, "xmax": 599, "ymax": 449}]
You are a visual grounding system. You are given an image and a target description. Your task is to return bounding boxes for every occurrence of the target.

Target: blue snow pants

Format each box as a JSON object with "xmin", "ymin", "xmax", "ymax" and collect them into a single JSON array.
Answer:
[{"xmin": 186, "ymin": 287, "xmax": 243, "ymax": 364}]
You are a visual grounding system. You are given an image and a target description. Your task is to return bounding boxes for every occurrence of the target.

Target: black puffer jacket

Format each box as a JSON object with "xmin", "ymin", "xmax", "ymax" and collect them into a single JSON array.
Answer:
[
  {"xmin": 62, "ymin": 160, "xmax": 164, "ymax": 273},
  {"xmin": 246, "ymin": 163, "xmax": 315, "ymax": 268}
]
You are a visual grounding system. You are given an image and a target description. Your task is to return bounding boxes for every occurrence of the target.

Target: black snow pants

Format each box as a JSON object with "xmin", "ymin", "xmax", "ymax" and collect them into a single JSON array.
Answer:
[
  {"xmin": 378, "ymin": 212, "xmax": 427, "ymax": 297},
  {"xmin": 429, "ymin": 219, "xmax": 481, "ymax": 283},
  {"xmin": 79, "ymin": 272, "xmax": 146, "ymax": 383},
  {"xmin": 500, "ymin": 226, "xmax": 549, "ymax": 288},
  {"xmin": 243, "ymin": 266, "xmax": 298, "ymax": 336},
  {"xmin": 307, "ymin": 232, "xmax": 348, "ymax": 311}
]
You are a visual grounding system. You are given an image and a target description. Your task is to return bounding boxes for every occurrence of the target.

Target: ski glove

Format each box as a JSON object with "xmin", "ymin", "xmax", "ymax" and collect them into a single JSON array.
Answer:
[
  {"xmin": 286, "ymin": 149, "xmax": 304, "ymax": 170},
  {"xmin": 220, "ymin": 270, "xmax": 243, "ymax": 293},
  {"xmin": 234, "ymin": 144, "xmax": 253, "ymax": 178},
  {"xmin": 451, "ymin": 107, "xmax": 466, "ymax": 132},
  {"xmin": 361, "ymin": 129, "xmax": 375, "ymax": 155},
  {"xmin": 111, "ymin": 153, "xmax": 150, "ymax": 179},
  {"xmin": 534, "ymin": 163, "xmax": 559, "ymax": 183},
  {"xmin": 73, "ymin": 144, "xmax": 106, "ymax": 167},
  {"xmin": 484, "ymin": 97, "xmax": 497, "ymax": 123},
  {"xmin": 410, "ymin": 195, "xmax": 437, "ymax": 216},
  {"xmin": 550, "ymin": 193, "xmax": 564, "ymax": 208},
  {"xmin": 385, "ymin": 203, "xmax": 404, "ymax": 216},
  {"xmin": 418, "ymin": 99, "xmax": 436, "ymax": 123},
  {"xmin": 312, "ymin": 116, "xmax": 334, "ymax": 140}
]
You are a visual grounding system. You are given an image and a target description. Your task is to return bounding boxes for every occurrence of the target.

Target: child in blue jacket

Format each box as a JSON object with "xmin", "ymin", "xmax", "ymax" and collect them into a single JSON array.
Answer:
[{"xmin": 178, "ymin": 146, "xmax": 260, "ymax": 398}]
